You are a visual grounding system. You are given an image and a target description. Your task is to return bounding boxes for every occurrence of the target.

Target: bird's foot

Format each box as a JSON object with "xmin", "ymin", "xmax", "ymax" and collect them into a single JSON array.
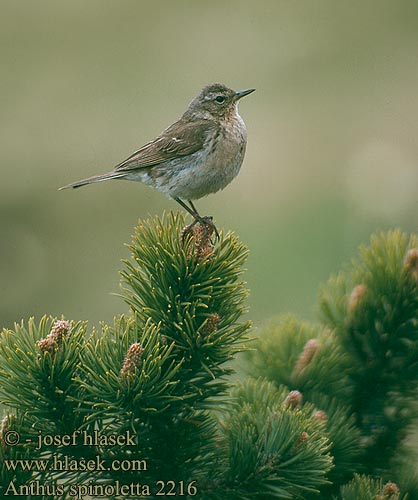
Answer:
[
  {"xmin": 181, "ymin": 216, "xmax": 219, "ymax": 253},
  {"xmin": 197, "ymin": 216, "xmax": 220, "ymax": 240}
]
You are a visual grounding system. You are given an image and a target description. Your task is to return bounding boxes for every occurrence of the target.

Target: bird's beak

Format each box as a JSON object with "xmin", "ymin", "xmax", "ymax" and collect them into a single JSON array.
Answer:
[{"xmin": 235, "ymin": 88, "xmax": 256, "ymax": 100}]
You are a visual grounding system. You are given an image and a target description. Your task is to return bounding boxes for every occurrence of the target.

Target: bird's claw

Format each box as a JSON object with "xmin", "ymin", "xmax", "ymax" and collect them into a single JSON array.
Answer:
[
  {"xmin": 198, "ymin": 216, "xmax": 220, "ymax": 240},
  {"xmin": 181, "ymin": 216, "xmax": 219, "ymax": 248}
]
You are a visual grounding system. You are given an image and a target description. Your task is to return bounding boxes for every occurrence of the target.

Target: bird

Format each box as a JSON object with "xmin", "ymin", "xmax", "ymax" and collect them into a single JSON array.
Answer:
[{"xmin": 60, "ymin": 83, "xmax": 255, "ymax": 239}]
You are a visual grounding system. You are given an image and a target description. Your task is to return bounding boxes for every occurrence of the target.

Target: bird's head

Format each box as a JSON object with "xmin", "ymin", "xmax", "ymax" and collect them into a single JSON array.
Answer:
[{"xmin": 185, "ymin": 83, "xmax": 255, "ymax": 120}]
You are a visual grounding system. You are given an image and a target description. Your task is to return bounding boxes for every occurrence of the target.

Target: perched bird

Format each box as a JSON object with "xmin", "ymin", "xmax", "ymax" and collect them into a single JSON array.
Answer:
[{"xmin": 60, "ymin": 83, "xmax": 255, "ymax": 238}]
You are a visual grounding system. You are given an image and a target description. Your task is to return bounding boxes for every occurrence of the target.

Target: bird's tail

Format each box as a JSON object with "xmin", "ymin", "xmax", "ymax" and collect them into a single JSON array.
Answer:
[{"xmin": 59, "ymin": 171, "xmax": 125, "ymax": 190}]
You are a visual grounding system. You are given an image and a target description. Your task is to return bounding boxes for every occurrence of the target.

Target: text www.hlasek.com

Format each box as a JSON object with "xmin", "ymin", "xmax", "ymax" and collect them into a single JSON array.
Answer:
[{"xmin": 4, "ymin": 454, "xmax": 146, "ymax": 472}]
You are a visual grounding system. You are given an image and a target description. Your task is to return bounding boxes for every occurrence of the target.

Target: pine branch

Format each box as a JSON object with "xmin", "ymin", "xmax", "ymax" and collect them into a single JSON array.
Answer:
[
  {"xmin": 246, "ymin": 230, "xmax": 418, "ymax": 497},
  {"xmin": 0, "ymin": 316, "xmax": 86, "ymax": 433},
  {"xmin": 121, "ymin": 213, "xmax": 251, "ymax": 409},
  {"xmin": 338, "ymin": 474, "xmax": 404, "ymax": 500},
  {"xmin": 209, "ymin": 378, "xmax": 333, "ymax": 499},
  {"xmin": 2, "ymin": 218, "xmax": 416, "ymax": 499},
  {"xmin": 319, "ymin": 230, "xmax": 418, "ymax": 476},
  {"xmin": 0, "ymin": 212, "xmax": 252, "ymax": 498}
]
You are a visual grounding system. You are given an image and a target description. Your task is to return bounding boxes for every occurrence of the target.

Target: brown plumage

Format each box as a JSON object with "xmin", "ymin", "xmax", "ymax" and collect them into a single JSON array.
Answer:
[{"xmin": 60, "ymin": 83, "xmax": 255, "ymax": 238}]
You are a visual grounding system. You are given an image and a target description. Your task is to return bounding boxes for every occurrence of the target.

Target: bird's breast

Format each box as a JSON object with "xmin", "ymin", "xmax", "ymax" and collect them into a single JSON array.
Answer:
[
  {"xmin": 203, "ymin": 114, "xmax": 247, "ymax": 189},
  {"xmin": 140, "ymin": 113, "xmax": 248, "ymax": 201},
  {"xmin": 164, "ymin": 114, "xmax": 248, "ymax": 200}
]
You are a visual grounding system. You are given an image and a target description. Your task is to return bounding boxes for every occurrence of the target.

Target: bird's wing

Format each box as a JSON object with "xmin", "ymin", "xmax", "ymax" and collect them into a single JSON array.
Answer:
[{"xmin": 114, "ymin": 119, "xmax": 215, "ymax": 172}]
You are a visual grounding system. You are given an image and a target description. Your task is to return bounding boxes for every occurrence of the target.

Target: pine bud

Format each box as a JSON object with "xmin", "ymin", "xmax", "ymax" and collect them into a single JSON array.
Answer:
[
  {"xmin": 312, "ymin": 410, "xmax": 328, "ymax": 423},
  {"xmin": 38, "ymin": 319, "xmax": 71, "ymax": 354},
  {"xmin": 120, "ymin": 343, "xmax": 143, "ymax": 381},
  {"xmin": 348, "ymin": 284, "xmax": 367, "ymax": 314},
  {"xmin": 283, "ymin": 390, "xmax": 303, "ymax": 409},
  {"xmin": 201, "ymin": 313, "xmax": 220, "ymax": 335},
  {"xmin": 291, "ymin": 431, "xmax": 309, "ymax": 453},
  {"xmin": 294, "ymin": 339, "xmax": 320, "ymax": 375},
  {"xmin": 183, "ymin": 222, "xmax": 214, "ymax": 259},
  {"xmin": 299, "ymin": 431, "xmax": 309, "ymax": 443},
  {"xmin": 49, "ymin": 320, "xmax": 70, "ymax": 344},
  {"xmin": 200, "ymin": 247, "xmax": 214, "ymax": 259},
  {"xmin": 38, "ymin": 337, "xmax": 58, "ymax": 354},
  {"xmin": 1, "ymin": 415, "xmax": 16, "ymax": 451},
  {"xmin": 376, "ymin": 481, "xmax": 400, "ymax": 500},
  {"xmin": 1, "ymin": 416, "xmax": 8, "ymax": 435},
  {"xmin": 404, "ymin": 248, "xmax": 418, "ymax": 281},
  {"xmin": 1, "ymin": 415, "xmax": 12, "ymax": 436}
]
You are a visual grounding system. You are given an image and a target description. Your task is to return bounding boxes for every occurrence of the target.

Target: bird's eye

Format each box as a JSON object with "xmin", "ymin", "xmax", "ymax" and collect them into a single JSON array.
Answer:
[{"xmin": 215, "ymin": 95, "xmax": 225, "ymax": 104}]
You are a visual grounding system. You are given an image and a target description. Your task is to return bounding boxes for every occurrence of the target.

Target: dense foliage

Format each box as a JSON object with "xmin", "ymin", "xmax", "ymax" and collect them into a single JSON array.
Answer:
[{"xmin": 0, "ymin": 218, "xmax": 415, "ymax": 499}]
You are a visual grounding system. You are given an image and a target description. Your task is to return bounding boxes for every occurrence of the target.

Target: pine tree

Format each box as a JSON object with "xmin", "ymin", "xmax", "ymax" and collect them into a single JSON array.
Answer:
[
  {"xmin": 0, "ymin": 217, "xmax": 416, "ymax": 499},
  {"xmin": 248, "ymin": 230, "xmax": 418, "ymax": 498}
]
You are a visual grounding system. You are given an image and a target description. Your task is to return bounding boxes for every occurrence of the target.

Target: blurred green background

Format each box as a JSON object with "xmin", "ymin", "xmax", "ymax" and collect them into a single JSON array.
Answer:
[{"xmin": 1, "ymin": 0, "xmax": 418, "ymax": 330}]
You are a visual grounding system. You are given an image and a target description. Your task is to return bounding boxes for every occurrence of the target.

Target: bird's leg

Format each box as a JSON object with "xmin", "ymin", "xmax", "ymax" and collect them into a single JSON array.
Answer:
[
  {"xmin": 188, "ymin": 200, "xmax": 199, "ymax": 215},
  {"xmin": 174, "ymin": 197, "xmax": 198, "ymax": 218},
  {"xmin": 174, "ymin": 198, "xmax": 219, "ymax": 245},
  {"xmin": 174, "ymin": 198, "xmax": 199, "ymax": 245},
  {"xmin": 188, "ymin": 200, "xmax": 219, "ymax": 239}
]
